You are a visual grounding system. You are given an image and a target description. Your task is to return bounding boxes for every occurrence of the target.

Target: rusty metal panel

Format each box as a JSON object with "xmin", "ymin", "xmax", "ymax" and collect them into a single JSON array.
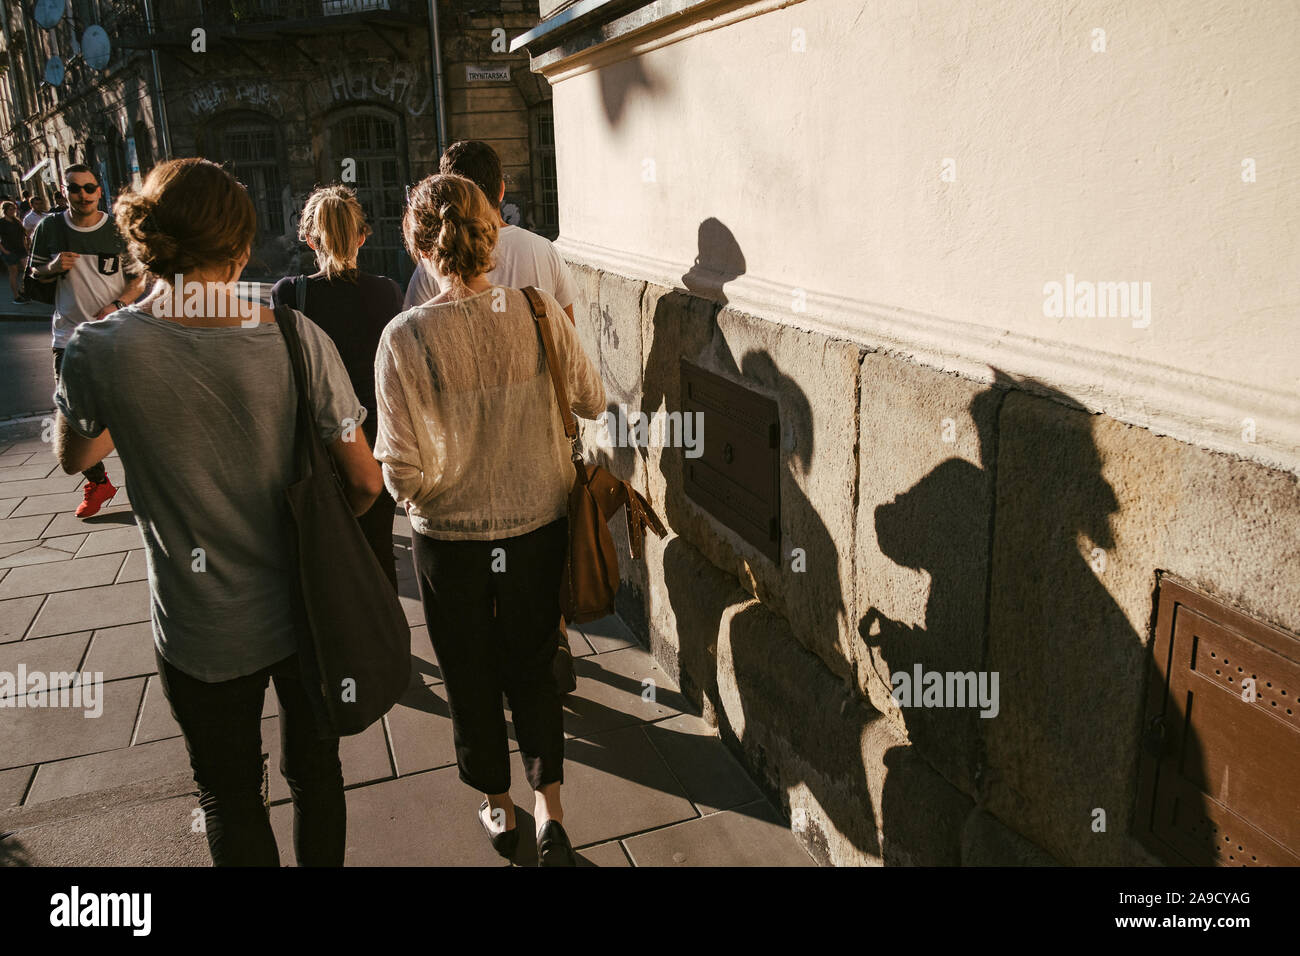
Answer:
[
  {"xmin": 679, "ymin": 360, "xmax": 780, "ymax": 562},
  {"xmin": 1135, "ymin": 575, "xmax": 1300, "ymax": 865}
]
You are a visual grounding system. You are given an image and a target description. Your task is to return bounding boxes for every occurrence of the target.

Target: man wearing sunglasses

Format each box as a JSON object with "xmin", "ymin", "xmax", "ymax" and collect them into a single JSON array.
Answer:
[{"xmin": 29, "ymin": 164, "xmax": 145, "ymax": 517}]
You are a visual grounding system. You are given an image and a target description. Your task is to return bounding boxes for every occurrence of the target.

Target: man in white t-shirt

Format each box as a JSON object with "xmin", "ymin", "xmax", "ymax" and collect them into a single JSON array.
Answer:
[
  {"xmin": 30, "ymin": 165, "xmax": 145, "ymax": 517},
  {"xmin": 22, "ymin": 195, "xmax": 49, "ymax": 238},
  {"xmin": 403, "ymin": 141, "xmax": 577, "ymax": 322}
]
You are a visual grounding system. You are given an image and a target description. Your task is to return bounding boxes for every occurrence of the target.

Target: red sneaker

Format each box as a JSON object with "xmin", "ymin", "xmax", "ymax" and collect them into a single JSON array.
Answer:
[{"xmin": 75, "ymin": 478, "xmax": 118, "ymax": 518}]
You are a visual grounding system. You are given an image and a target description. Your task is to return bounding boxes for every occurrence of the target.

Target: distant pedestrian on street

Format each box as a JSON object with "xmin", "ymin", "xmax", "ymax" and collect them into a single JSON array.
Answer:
[
  {"xmin": 28, "ymin": 165, "xmax": 146, "ymax": 516},
  {"xmin": 376, "ymin": 173, "xmax": 605, "ymax": 866},
  {"xmin": 402, "ymin": 140, "xmax": 578, "ymax": 324},
  {"xmin": 18, "ymin": 191, "xmax": 32, "ymax": 218},
  {"xmin": 50, "ymin": 189, "xmax": 67, "ymax": 213},
  {"xmin": 271, "ymin": 184, "xmax": 404, "ymax": 588},
  {"xmin": 53, "ymin": 157, "xmax": 383, "ymax": 867},
  {"xmin": 1, "ymin": 202, "xmax": 27, "ymax": 302},
  {"xmin": 22, "ymin": 195, "xmax": 49, "ymax": 240}
]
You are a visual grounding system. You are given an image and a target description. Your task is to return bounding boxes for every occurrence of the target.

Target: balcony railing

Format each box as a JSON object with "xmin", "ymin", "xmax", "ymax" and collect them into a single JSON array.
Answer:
[
  {"xmin": 110, "ymin": 0, "xmax": 421, "ymax": 43},
  {"xmin": 225, "ymin": 0, "xmax": 395, "ymax": 23}
]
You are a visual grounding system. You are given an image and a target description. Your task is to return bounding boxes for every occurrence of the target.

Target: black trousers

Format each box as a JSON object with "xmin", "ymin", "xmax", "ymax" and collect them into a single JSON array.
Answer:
[
  {"xmin": 413, "ymin": 517, "xmax": 567, "ymax": 794},
  {"xmin": 156, "ymin": 650, "xmax": 346, "ymax": 867},
  {"xmin": 51, "ymin": 348, "xmax": 107, "ymax": 484}
]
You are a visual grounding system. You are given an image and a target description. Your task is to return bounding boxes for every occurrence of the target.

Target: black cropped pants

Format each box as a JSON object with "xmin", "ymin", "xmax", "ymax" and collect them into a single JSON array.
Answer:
[{"xmin": 412, "ymin": 517, "xmax": 567, "ymax": 795}]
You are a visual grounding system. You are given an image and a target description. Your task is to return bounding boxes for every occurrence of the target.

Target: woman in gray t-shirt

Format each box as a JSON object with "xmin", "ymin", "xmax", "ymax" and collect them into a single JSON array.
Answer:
[{"xmin": 53, "ymin": 158, "xmax": 384, "ymax": 867}]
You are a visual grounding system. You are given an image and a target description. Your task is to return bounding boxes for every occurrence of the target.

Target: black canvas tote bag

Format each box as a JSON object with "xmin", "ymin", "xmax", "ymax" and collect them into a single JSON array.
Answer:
[{"xmin": 274, "ymin": 305, "xmax": 410, "ymax": 737}]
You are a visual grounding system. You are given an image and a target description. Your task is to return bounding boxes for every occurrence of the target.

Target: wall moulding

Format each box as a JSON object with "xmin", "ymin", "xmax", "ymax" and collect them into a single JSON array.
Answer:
[
  {"xmin": 519, "ymin": 0, "xmax": 807, "ymax": 78},
  {"xmin": 558, "ymin": 236, "xmax": 1300, "ymax": 479}
]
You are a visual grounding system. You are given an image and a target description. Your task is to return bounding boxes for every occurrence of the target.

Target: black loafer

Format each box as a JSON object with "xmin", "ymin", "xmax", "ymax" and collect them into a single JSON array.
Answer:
[
  {"xmin": 536, "ymin": 819, "xmax": 576, "ymax": 867},
  {"xmin": 479, "ymin": 801, "xmax": 519, "ymax": 859}
]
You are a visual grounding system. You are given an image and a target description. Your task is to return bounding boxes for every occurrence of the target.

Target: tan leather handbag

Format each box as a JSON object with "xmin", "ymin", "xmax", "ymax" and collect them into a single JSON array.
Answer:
[{"xmin": 523, "ymin": 286, "xmax": 666, "ymax": 625}]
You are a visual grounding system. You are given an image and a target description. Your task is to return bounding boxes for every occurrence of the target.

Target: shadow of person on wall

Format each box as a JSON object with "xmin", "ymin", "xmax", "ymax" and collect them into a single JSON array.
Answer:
[
  {"xmin": 722, "ymin": 350, "xmax": 884, "ymax": 861},
  {"xmin": 639, "ymin": 217, "xmax": 743, "ymax": 708},
  {"xmin": 861, "ymin": 371, "xmax": 1212, "ymax": 865},
  {"xmin": 639, "ymin": 218, "xmax": 882, "ymax": 860},
  {"xmin": 860, "ymin": 376, "xmax": 1010, "ymax": 808}
]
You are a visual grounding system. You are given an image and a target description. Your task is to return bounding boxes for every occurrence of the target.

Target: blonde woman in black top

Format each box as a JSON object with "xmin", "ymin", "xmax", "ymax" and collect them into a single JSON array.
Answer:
[{"xmin": 272, "ymin": 185, "xmax": 404, "ymax": 587}]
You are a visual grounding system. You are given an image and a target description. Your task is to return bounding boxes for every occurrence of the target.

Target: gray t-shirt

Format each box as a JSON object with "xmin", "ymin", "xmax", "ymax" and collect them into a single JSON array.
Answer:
[{"xmin": 54, "ymin": 306, "xmax": 366, "ymax": 682}]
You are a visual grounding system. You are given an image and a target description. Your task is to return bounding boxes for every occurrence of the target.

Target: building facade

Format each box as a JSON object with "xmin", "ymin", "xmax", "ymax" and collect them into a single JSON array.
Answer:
[
  {"xmin": 1, "ymin": 1, "xmax": 162, "ymax": 210},
  {"xmin": 517, "ymin": 0, "xmax": 1300, "ymax": 866},
  {"xmin": 2, "ymin": 0, "xmax": 557, "ymax": 282}
]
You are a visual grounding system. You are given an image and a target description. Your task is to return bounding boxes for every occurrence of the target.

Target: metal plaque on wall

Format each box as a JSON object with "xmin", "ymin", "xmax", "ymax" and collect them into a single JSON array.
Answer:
[{"xmin": 680, "ymin": 360, "xmax": 781, "ymax": 562}]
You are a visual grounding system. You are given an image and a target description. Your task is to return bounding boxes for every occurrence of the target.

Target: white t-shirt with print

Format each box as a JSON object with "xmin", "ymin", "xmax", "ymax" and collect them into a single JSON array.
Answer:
[
  {"xmin": 402, "ymin": 224, "xmax": 579, "ymax": 311},
  {"xmin": 29, "ymin": 211, "xmax": 130, "ymax": 349}
]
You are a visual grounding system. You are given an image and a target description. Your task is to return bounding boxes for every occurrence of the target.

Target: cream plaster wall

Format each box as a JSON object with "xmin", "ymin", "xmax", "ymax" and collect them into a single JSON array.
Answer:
[{"xmin": 540, "ymin": 0, "xmax": 1300, "ymax": 470}]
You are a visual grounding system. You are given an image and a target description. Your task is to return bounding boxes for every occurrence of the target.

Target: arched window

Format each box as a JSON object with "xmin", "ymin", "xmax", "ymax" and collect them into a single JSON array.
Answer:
[
  {"xmin": 213, "ymin": 115, "xmax": 285, "ymax": 237},
  {"xmin": 324, "ymin": 106, "xmax": 411, "ymax": 284}
]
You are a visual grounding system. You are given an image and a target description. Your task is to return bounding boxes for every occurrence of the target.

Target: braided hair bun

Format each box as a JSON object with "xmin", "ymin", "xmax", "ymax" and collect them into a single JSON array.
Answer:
[{"xmin": 402, "ymin": 173, "xmax": 497, "ymax": 287}]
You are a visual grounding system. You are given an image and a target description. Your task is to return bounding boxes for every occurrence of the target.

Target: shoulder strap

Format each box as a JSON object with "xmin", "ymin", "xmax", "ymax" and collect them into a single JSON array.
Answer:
[
  {"xmin": 523, "ymin": 286, "xmax": 576, "ymax": 443},
  {"xmin": 523, "ymin": 286, "xmax": 585, "ymax": 485},
  {"xmin": 273, "ymin": 304, "xmax": 323, "ymax": 481},
  {"xmin": 27, "ymin": 213, "xmax": 68, "ymax": 280}
]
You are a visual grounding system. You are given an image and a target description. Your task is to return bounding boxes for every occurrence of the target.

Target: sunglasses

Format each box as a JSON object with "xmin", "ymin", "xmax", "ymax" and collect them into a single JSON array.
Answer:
[{"xmin": 66, "ymin": 183, "xmax": 100, "ymax": 195}]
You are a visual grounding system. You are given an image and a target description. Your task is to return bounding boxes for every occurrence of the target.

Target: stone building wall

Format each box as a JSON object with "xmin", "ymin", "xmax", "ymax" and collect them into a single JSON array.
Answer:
[
  {"xmin": 0, "ymin": 2, "xmax": 160, "ymax": 204},
  {"xmin": 516, "ymin": 0, "xmax": 1300, "ymax": 867},
  {"xmin": 564, "ymin": 258, "xmax": 1300, "ymax": 867},
  {"xmin": 442, "ymin": 2, "xmax": 558, "ymax": 234},
  {"xmin": 159, "ymin": 1, "xmax": 549, "ymax": 280},
  {"xmin": 5, "ymin": 1, "xmax": 557, "ymax": 278}
]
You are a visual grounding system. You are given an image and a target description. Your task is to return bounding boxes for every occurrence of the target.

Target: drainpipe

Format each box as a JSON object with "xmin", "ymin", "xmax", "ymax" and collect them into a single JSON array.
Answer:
[
  {"xmin": 141, "ymin": 0, "xmax": 172, "ymax": 159},
  {"xmin": 426, "ymin": 0, "xmax": 447, "ymax": 156}
]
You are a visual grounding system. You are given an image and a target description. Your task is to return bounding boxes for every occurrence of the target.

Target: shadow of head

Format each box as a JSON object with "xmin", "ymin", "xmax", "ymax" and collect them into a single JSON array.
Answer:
[
  {"xmin": 875, "ymin": 370, "xmax": 1118, "ymax": 573},
  {"xmin": 863, "ymin": 368, "xmax": 1121, "ymax": 670},
  {"xmin": 982, "ymin": 369, "xmax": 1118, "ymax": 550},
  {"xmin": 682, "ymin": 218, "xmax": 746, "ymax": 301},
  {"xmin": 875, "ymin": 458, "xmax": 985, "ymax": 571}
]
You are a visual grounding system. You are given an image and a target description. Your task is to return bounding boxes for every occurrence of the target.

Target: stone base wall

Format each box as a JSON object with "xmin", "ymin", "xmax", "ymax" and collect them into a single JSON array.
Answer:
[{"xmin": 568, "ymin": 258, "xmax": 1300, "ymax": 867}]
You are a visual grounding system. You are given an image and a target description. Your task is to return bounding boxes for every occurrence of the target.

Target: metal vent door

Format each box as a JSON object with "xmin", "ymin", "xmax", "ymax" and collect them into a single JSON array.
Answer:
[{"xmin": 1137, "ymin": 576, "xmax": 1300, "ymax": 865}]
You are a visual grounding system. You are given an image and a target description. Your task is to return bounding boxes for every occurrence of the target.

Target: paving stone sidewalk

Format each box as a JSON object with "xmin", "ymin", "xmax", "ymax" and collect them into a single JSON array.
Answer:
[
  {"xmin": 0, "ymin": 438, "xmax": 813, "ymax": 867},
  {"xmin": 0, "ymin": 300, "xmax": 55, "ymax": 322}
]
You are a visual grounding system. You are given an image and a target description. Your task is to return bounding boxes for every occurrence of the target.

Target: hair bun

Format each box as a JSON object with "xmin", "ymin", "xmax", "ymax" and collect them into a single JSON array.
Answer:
[
  {"xmin": 113, "ymin": 157, "xmax": 257, "ymax": 279},
  {"xmin": 402, "ymin": 173, "xmax": 498, "ymax": 286}
]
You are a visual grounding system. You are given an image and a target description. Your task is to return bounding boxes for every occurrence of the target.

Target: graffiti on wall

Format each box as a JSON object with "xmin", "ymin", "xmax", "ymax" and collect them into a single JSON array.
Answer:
[
  {"xmin": 311, "ymin": 60, "xmax": 433, "ymax": 116},
  {"xmin": 187, "ymin": 80, "xmax": 283, "ymax": 117}
]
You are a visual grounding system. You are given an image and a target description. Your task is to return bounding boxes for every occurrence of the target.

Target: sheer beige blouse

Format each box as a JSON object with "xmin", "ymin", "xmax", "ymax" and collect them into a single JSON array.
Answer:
[{"xmin": 374, "ymin": 285, "xmax": 606, "ymax": 541}]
